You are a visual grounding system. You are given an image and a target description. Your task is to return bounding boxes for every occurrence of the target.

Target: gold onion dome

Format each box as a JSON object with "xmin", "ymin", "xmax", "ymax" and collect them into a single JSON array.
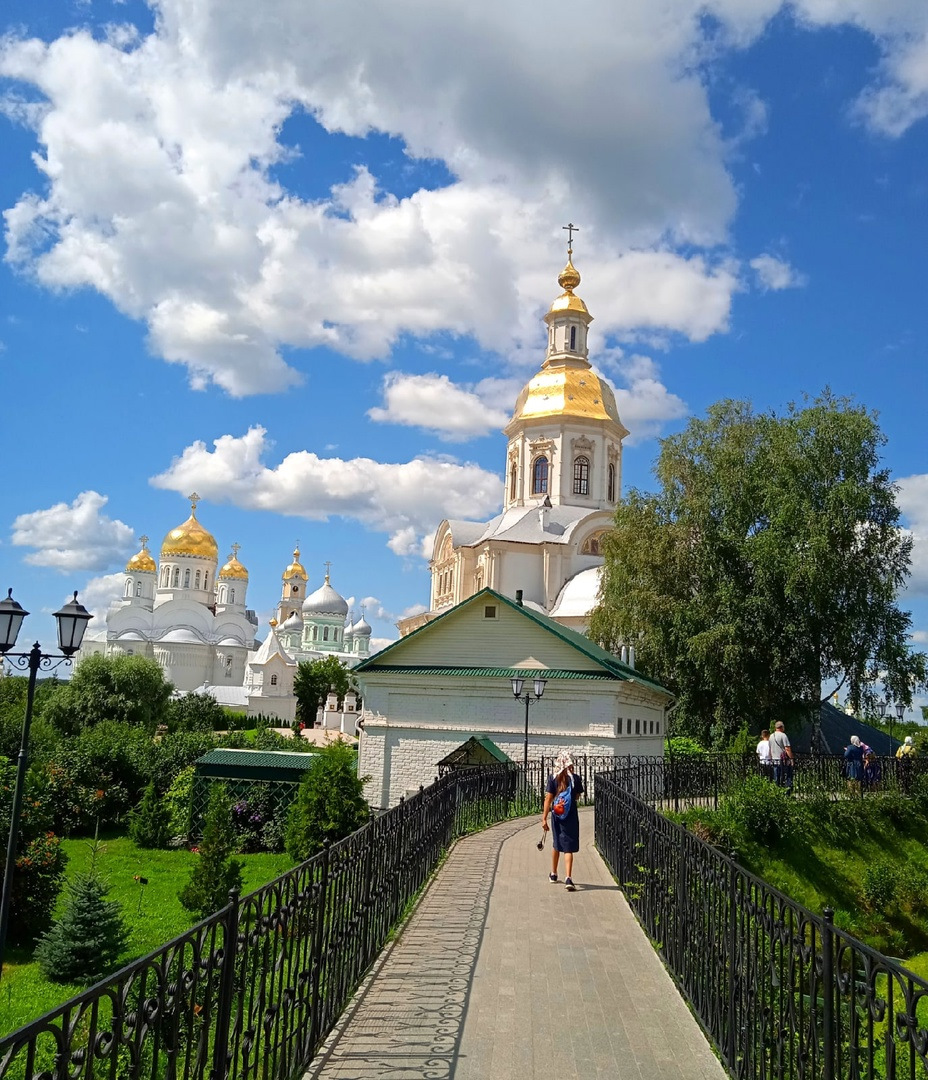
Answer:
[
  {"xmin": 219, "ymin": 545, "xmax": 248, "ymax": 580},
  {"xmin": 548, "ymin": 256, "xmax": 589, "ymax": 316},
  {"xmin": 126, "ymin": 537, "xmax": 156, "ymax": 574},
  {"xmin": 283, "ymin": 547, "xmax": 308, "ymax": 581},
  {"xmin": 511, "ymin": 367, "xmax": 624, "ymax": 426},
  {"xmin": 160, "ymin": 495, "xmax": 219, "ymax": 560}
]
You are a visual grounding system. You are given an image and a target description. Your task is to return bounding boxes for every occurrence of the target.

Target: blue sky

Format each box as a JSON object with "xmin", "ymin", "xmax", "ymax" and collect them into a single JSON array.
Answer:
[{"xmin": 1, "ymin": 0, "xmax": 927, "ymax": 709}]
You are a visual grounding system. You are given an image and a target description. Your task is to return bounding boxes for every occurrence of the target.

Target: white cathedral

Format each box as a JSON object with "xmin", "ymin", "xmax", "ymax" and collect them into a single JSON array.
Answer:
[
  {"xmin": 81, "ymin": 499, "xmax": 371, "ymax": 723},
  {"xmin": 397, "ymin": 247, "xmax": 625, "ymax": 637}
]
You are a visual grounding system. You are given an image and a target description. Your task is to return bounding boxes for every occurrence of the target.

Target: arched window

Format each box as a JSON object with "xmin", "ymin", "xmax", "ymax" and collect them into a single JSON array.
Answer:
[
  {"xmin": 608, "ymin": 462, "xmax": 616, "ymax": 502},
  {"xmin": 205, "ymin": 574, "xmax": 211, "ymax": 591},
  {"xmin": 135, "ymin": 581, "xmax": 142, "ymax": 597},
  {"xmin": 172, "ymin": 567, "xmax": 180, "ymax": 588},
  {"xmin": 291, "ymin": 584, "xmax": 299, "ymax": 595},
  {"xmin": 125, "ymin": 580, "xmax": 133, "ymax": 597},
  {"xmin": 270, "ymin": 674, "xmax": 278, "ymax": 687},
  {"xmin": 183, "ymin": 568, "xmax": 191, "ymax": 588},
  {"xmin": 218, "ymin": 585, "xmax": 225, "ymax": 604},
  {"xmin": 532, "ymin": 455, "xmax": 549, "ymax": 495},
  {"xmin": 323, "ymin": 626, "xmax": 329, "ymax": 641},
  {"xmin": 510, "ymin": 465, "xmax": 518, "ymax": 501},
  {"xmin": 195, "ymin": 570, "xmax": 201, "ymax": 589},
  {"xmin": 570, "ymin": 325, "xmax": 577, "ymax": 350},
  {"xmin": 573, "ymin": 456, "xmax": 590, "ymax": 496},
  {"xmin": 313, "ymin": 626, "xmax": 318, "ymax": 640},
  {"xmin": 229, "ymin": 588, "xmax": 235, "ymax": 604}
]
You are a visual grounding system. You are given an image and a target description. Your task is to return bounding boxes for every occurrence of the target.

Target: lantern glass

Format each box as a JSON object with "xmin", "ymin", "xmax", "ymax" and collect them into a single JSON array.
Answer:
[
  {"xmin": 896, "ymin": 703, "xmax": 906, "ymax": 720},
  {"xmin": 878, "ymin": 699, "xmax": 888, "ymax": 719},
  {"xmin": 54, "ymin": 592, "xmax": 92, "ymax": 657},
  {"xmin": 511, "ymin": 677, "xmax": 524, "ymax": 698},
  {"xmin": 533, "ymin": 678, "xmax": 547, "ymax": 699},
  {"xmin": 0, "ymin": 589, "xmax": 28, "ymax": 654}
]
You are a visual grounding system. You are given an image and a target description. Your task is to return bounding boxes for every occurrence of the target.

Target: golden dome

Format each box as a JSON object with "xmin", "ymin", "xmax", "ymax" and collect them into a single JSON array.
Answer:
[
  {"xmin": 510, "ymin": 365, "xmax": 627, "ymax": 429},
  {"xmin": 283, "ymin": 547, "xmax": 308, "ymax": 581},
  {"xmin": 547, "ymin": 255, "xmax": 590, "ymax": 318},
  {"xmin": 219, "ymin": 544, "xmax": 248, "ymax": 580},
  {"xmin": 269, "ymin": 618, "xmax": 278, "ymax": 628},
  {"xmin": 558, "ymin": 256, "xmax": 581, "ymax": 292},
  {"xmin": 160, "ymin": 494, "xmax": 219, "ymax": 560},
  {"xmin": 126, "ymin": 536, "xmax": 156, "ymax": 574}
]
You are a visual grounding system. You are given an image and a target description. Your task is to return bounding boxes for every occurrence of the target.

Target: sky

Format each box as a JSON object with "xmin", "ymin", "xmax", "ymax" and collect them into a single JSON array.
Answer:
[{"xmin": 0, "ymin": 0, "xmax": 927, "ymax": 710}]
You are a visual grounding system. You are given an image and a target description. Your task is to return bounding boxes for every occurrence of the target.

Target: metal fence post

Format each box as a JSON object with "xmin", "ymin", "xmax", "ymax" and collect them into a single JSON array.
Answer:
[
  {"xmin": 727, "ymin": 855, "xmax": 738, "ymax": 1069},
  {"xmin": 310, "ymin": 839, "xmax": 331, "ymax": 1051},
  {"xmin": 212, "ymin": 888, "xmax": 240, "ymax": 1080},
  {"xmin": 821, "ymin": 908, "xmax": 836, "ymax": 1080}
]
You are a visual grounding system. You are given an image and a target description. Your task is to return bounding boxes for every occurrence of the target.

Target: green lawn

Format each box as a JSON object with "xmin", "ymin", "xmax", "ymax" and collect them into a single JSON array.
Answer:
[{"xmin": 0, "ymin": 836, "xmax": 294, "ymax": 1038}]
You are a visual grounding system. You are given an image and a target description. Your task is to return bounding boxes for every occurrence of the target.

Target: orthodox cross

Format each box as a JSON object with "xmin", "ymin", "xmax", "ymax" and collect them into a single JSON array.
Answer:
[
  {"xmin": 139, "ymin": 535, "xmax": 149, "ymax": 549},
  {"xmin": 231, "ymin": 542, "xmax": 240, "ymax": 559},
  {"xmin": 324, "ymin": 559, "xmax": 332, "ymax": 582},
  {"xmin": 562, "ymin": 221, "xmax": 579, "ymax": 257},
  {"xmin": 187, "ymin": 491, "xmax": 201, "ymax": 512}
]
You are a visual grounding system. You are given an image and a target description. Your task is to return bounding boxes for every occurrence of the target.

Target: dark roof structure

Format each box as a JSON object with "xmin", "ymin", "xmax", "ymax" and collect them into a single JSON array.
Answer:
[
  {"xmin": 437, "ymin": 736, "xmax": 513, "ymax": 771},
  {"xmin": 788, "ymin": 702, "xmax": 901, "ymax": 756}
]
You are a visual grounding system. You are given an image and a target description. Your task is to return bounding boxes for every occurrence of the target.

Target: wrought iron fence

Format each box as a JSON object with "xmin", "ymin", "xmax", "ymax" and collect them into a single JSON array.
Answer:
[
  {"xmin": 0, "ymin": 765, "xmax": 537, "ymax": 1080},
  {"xmin": 595, "ymin": 768, "xmax": 928, "ymax": 1080}
]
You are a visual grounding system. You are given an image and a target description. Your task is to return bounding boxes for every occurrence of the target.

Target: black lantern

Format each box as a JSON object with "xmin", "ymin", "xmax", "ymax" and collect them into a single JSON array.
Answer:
[
  {"xmin": 53, "ymin": 591, "xmax": 92, "ymax": 656},
  {"xmin": 511, "ymin": 676, "xmax": 524, "ymax": 698},
  {"xmin": 895, "ymin": 703, "xmax": 905, "ymax": 721},
  {"xmin": 0, "ymin": 590, "xmax": 28, "ymax": 654},
  {"xmin": 533, "ymin": 677, "xmax": 547, "ymax": 699}
]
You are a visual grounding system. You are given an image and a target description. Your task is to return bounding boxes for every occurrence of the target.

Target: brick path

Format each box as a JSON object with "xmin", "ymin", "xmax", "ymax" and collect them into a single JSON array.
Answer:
[{"xmin": 307, "ymin": 809, "xmax": 727, "ymax": 1080}]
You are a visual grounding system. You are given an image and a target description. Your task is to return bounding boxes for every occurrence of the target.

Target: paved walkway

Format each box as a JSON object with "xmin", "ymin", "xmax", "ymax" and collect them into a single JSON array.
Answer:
[{"xmin": 307, "ymin": 810, "xmax": 727, "ymax": 1080}]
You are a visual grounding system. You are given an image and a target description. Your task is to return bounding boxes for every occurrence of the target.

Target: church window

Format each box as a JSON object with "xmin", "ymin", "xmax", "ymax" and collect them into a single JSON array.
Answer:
[
  {"xmin": 125, "ymin": 580, "xmax": 133, "ymax": 598},
  {"xmin": 218, "ymin": 585, "xmax": 225, "ymax": 604},
  {"xmin": 291, "ymin": 585, "xmax": 299, "ymax": 595},
  {"xmin": 573, "ymin": 456, "xmax": 590, "ymax": 496},
  {"xmin": 206, "ymin": 574, "xmax": 211, "ymax": 591},
  {"xmin": 510, "ymin": 465, "xmax": 517, "ymax": 501},
  {"xmin": 270, "ymin": 674, "xmax": 278, "ymax": 687},
  {"xmin": 184, "ymin": 569, "xmax": 191, "ymax": 588},
  {"xmin": 323, "ymin": 626, "xmax": 329, "ymax": 641},
  {"xmin": 135, "ymin": 581, "xmax": 142, "ymax": 597},
  {"xmin": 172, "ymin": 567, "xmax": 180, "ymax": 588},
  {"xmin": 532, "ymin": 456, "xmax": 549, "ymax": 494},
  {"xmin": 608, "ymin": 462, "xmax": 616, "ymax": 502},
  {"xmin": 195, "ymin": 570, "xmax": 201, "ymax": 589},
  {"xmin": 570, "ymin": 325, "xmax": 577, "ymax": 350},
  {"xmin": 229, "ymin": 588, "xmax": 235, "ymax": 604}
]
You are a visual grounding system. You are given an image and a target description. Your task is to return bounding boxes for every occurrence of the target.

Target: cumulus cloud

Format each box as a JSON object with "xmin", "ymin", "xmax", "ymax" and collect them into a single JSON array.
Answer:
[
  {"xmin": 368, "ymin": 372, "xmax": 516, "ymax": 441},
  {"xmin": 78, "ymin": 571, "xmax": 125, "ymax": 631},
  {"xmin": 898, "ymin": 473, "xmax": 928, "ymax": 595},
  {"xmin": 11, "ymin": 491, "xmax": 135, "ymax": 571},
  {"xmin": 750, "ymin": 254, "xmax": 808, "ymax": 291},
  {"xmin": 608, "ymin": 355, "xmax": 689, "ymax": 443},
  {"xmin": 150, "ymin": 426, "xmax": 502, "ymax": 555}
]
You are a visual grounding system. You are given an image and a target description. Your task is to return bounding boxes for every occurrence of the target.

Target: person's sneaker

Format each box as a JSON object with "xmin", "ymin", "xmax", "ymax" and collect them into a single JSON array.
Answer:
[
  {"xmin": 548, "ymin": 873, "xmax": 558, "ymax": 883},
  {"xmin": 565, "ymin": 877, "xmax": 576, "ymax": 891}
]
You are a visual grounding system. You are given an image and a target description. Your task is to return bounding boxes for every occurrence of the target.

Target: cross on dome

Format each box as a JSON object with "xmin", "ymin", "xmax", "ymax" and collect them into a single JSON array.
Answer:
[
  {"xmin": 324, "ymin": 559, "xmax": 332, "ymax": 584},
  {"xmin": 231, "ymin": 542, "xmax": 240, "ymax": 558},
  {"xmin": 139, "ymin": 535, "xmax": 149, "ymax": 548},
  {"xmin": 562, "ymin": 221, "xmax": 579, "ymax": 257},
  {"xmin": 187, "ymin": 492, "xmax": 201, "ymax": 514}
]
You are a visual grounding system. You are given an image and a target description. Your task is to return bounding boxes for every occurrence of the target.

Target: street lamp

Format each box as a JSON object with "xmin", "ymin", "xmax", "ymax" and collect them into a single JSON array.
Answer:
[
  {"xmin": 0, "ymin": 589, "xmax": 91, "ymax": 981},
  {"xmin": 511, "ymin": 675, "xmax": 547, "ymax": 772},
  {"xmin": 894, "ymin": 701, "xmax": 905, "ymax": 747}
]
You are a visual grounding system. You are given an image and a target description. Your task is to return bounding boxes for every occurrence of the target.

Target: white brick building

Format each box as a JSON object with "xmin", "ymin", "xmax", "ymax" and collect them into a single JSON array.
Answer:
[{"xmin": 356, "ymin": 588, "xmax": 673, "ymax": 807}]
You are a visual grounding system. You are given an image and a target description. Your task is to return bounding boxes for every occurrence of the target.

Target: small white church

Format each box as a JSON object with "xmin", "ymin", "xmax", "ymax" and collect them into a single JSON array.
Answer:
[{"xmin": 397, "ymin": 245, "xmax": 625, "ymax": 638}]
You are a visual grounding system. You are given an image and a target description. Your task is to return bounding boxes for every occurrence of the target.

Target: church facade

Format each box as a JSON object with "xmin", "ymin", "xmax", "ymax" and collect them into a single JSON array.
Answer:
[{"xmin": 397, "ymin": 248, "xmax": 626, "ymax": 638}]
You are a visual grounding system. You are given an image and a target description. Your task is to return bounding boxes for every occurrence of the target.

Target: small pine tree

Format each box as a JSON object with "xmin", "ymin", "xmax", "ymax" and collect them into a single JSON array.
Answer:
[
  {"xmin": 178, "ymin": 783, "xmax": 244, "ymax": 918},
  {"xmin": 35, "ymin": 870, "xmax": 129, "ymax": 985},
  {"xmin": 285, "ymin": 741, "xmax": 369, "ymax": 862},
  {"xmin": 128, "ymin": 781, "xmax": 170, "ymax": 848}
]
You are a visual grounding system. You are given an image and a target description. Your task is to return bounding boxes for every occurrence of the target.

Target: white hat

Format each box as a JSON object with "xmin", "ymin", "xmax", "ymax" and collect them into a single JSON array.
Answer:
[{"xmin": 553, "ymin": 750, "xmax": 574, "ymax": 774}]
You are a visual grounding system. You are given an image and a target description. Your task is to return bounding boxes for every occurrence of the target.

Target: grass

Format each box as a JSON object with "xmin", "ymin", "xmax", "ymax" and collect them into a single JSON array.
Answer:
[{"xmin": 0, "ymin": 835, "xmax": 294, "ymax": 1038}]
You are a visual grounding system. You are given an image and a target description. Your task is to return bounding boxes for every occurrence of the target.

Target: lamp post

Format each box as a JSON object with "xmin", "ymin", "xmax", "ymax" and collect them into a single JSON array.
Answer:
[
  {"xmin": 511, "ymin": 675, "xmax": 547, "ymax": 773},
  {"xmin": 0, "ymin": 589, "xmax": 91, "ymax": 981},
  {"xmin": 894, "ymin": 702, "xmax": 905, "ymax": 747}
]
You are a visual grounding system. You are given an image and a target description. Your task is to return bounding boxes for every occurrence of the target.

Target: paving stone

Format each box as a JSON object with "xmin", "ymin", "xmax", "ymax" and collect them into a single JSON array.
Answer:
[{"xmin": 306, "ymin": 810, "xmax": 727, "ymax": 1080}]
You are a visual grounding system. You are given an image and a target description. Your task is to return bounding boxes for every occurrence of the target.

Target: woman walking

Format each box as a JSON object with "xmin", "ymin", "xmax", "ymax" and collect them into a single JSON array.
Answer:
[{"xmin": 542, "ymin": 751, "xmax": 584, "ymax": 891}]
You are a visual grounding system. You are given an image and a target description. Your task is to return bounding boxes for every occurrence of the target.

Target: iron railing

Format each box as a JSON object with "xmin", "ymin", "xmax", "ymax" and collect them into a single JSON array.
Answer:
[
  {"xmin": 596, "ymin": 767, "xmax": 928, "ymax": 1080},
  {"xmin": 0, "ymin": 765, "xmax": 537, "ymax": 1080}
]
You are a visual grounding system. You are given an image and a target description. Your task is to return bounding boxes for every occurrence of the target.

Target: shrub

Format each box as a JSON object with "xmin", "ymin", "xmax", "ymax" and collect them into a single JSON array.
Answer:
[
  {"xmin": 862, "ymin": 861, "xmax": 898, "ymax": 910},
  {"xmin": 665, "ymin": 736, "xmax": 706, "ymax": 756},
  {"xmin": 164, "ymin": 766, "xmax": 195, "ymax": 841},
  {"xmin": 35, "ymin": 867, "xmax": 129, "ymax": 984},
  {"xmin": 721, "ymin": 775, "xmax": 795, "ymax": 845},
  {"xmin": 253, "ymin": 726, "xmax": 316, "ymax": 753},
  {"xmin": 128, "ymin": 781, "xmax": 170, "ymax": 848},
  {"xmin": 8, "ymin": 832, "xmax": 69, "ymax": 945},
  {"xmin": 285, "ymin": 741, "xmax": 369, "ymax": 861},
  {"xmin": 148, "ymin": 731, "xmax": 217, "ymax": 793},
  {"xmin": 178, "ymin": 784, "xmax": 243, "ymax": 918},
  {"xmin": 166, "ymin": 693, "xmax": 226, "ymax": 733}
]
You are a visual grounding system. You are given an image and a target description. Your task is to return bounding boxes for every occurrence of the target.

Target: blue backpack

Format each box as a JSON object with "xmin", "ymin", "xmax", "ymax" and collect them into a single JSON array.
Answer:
[{"xmin": 552, "ymin": 776, "xmax": 573, "ymax": 819}]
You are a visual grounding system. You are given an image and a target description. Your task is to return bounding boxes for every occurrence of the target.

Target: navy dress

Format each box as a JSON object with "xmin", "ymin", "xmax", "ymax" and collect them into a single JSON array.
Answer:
[
  {"xmin": 547, "ymin": 772, "xmax": 585, "ymax": 853},
  {"xmin": 844, "ymin": 744, "xmax": 864, "ymax": 781}
]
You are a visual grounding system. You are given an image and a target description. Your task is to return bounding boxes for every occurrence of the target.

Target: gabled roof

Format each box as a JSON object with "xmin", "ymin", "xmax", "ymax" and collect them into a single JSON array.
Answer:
[
  {"xmin": 357, "ymin": 587, "xmax": 671, "ymax": 698},
  {"xmin": 249, "ymin": 627, "xmax": 296, "ymax": 668}
]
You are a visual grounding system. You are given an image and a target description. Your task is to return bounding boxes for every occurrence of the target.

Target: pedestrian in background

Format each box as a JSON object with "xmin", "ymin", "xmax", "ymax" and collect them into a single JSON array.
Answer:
[
  {"xmin": 756, "ymin": 729, "xmax": 772, "ymax": 775},
  {"xmin": 769, "ymin": 721, "xmax": 793, "ymax": 791},
  {"xmin": 542, "ymin": 750, "xmax": 584, "ymax": 891}
]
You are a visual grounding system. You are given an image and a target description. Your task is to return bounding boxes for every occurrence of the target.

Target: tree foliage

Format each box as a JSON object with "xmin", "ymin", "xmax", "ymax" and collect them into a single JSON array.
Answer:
[
  {"xmin": 178, "ymin": 784, "xmax": 243, "ymax": 918},
  {"xmin": 293, "ymin": 657, "xmax": 354, "ymax": 726},
  {"xmin": 590, "ymin": 393, "xmax": 926, "ymax": 746},
  {"xmin": 285, "ymin": 741, "xmax": 369, "ymax": 861},
  {"xmin": 35, "ymin": 864, "xmax": 129, "ymax": 985},
  {"xmin": 128, "ymin": 781, "xmax": 170, "ymax": 848},
  {"xmin": 43, "ymin": 654, "xmax": 173, "ymax": 736}
]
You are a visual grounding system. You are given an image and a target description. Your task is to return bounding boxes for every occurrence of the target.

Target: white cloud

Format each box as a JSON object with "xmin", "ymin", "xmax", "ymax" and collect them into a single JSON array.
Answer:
[
  {"xmin": 911, "ymin": 630, "xmax": 928, "ymax": 644},
  {"xmin": 78, "ymin": 571, "xmax": 125, "ymax": 631},
  {"xmin": 150, "ymin": 426, "xmax": 502, "ymax": 555},
  {"xmin": 369, "ymin": 636, "xmax": 396, "ymax": 654},
  {"xmin": 750, "ymin": 254, "xmax": 808, "ymax": 291},
  {"xmin": 368, "ymin": 372, "xmax": 515, "ymax": 441},
  {"xmin": 11, "ymin": 491, "xmax": 135, "ymax": 571},
  {"xmin": 898, "ymin": 473, "xmax": 928, "ymax": 595},
  {"xmin": 609, "ymin": 355, "xmax": 689, "ymax": 443}
]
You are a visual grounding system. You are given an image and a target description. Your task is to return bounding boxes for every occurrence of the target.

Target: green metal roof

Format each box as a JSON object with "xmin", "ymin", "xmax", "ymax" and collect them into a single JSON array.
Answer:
[
  {"xmin": 437, "ymin": 736, "xmax": 513, "ymax": 768},
  {"xmin": 359, "ymin": 665, "xmax": 616, "ymax": 680},
  {"xmin": 195, "ymin": 748, "xmax": 320, "ymax": 780},
  {"xmin": 356, "ymin": 588, "xmax": 671, "ymax": 698}
]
